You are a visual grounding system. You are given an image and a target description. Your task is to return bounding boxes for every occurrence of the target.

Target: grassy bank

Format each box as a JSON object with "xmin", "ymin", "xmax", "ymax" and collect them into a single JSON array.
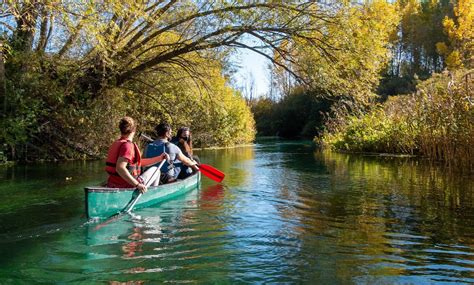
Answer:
[{"xmin": 321, "ymin": 70, "xmax": 473, "ymax": 170}]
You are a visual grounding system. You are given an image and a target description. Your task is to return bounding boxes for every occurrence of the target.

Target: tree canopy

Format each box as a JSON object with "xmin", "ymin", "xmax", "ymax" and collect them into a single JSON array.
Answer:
[
  {"xmin": 1, "ymin": 0, "xmax": 470, "ymax": 163},
  {"xmin": 0, "ymin": 0, "xmax": 345, "ymax": 161},
  {"xmin": 1, "ymin": 1, "xmax": 340, "ymax": 97}
]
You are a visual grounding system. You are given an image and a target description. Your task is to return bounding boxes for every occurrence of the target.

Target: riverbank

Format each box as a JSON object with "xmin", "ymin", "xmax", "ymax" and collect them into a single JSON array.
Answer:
[
  {"xmin": 194, "ymin": 143, "xmax": 255, "ymax": 151},
  {"xmin": 0, "ymin": 142, "xmax": 257, "ymax": 166},
  {"xmin": 320, "ymin": 70, "xmax": 473, "ymax": 171}
]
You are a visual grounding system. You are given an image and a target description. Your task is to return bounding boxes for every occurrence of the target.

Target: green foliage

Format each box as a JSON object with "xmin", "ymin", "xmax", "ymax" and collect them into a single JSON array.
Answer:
[
  {"xmin": 380, "ymin": 0, "xmax": 471, "ymax": 95},
  {"xmin": 413, "ymin": 70, "xmax": 473, "ymax": 168},
  {"xmin": 250, "ymin": 98, "xmax": 278, "ymax": 136},
  {"xmin": 322, "ymin": 70, "xmax": 473, "ymax": 169},
  {"xmin": 398, "ymin": 0, "xmax": 451, "ymax": 75},
  {"xmin": 121, "ymin": 57, "xmax": 255, "ymax": 148},
  {"xmin": 322, "ymin": 106, "xmax": 418, "ymax": 154},
  {"xmin": 257, "ymin": 1, "xmax": 401, "ymax": 139},
  {"xmin": 0, "ymin": 52, "xmax": 255, "ymax": 161},
  {"xmin": 1, "ymin": 1, "xmax": 264, "ymax": 161},
  {"xmin": 292, "ymin": 0, "xmax": 400, "ymax": 102},
  {"xmin": 251, "ymin": 89, "xmax": 333, "ymax": 138},
  {"xmin": 1, "ymin": 54, "xmax": 53, "ymax": 160},
  {"xmin": 377, "ymin": 74, "xmax": 417, "ymax": 97},
  {"xmin": 436, "ymin": 0, "xmax": 473, "ymax": 70},
  {"xmin": 0, "ymin": 0, "xmax": 468, "ymax": 164}
]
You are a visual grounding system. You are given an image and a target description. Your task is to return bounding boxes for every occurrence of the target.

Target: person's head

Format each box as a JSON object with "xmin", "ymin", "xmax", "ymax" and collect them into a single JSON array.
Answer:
[
  {"xmin": 119, "ymin": 116, "xmax": 137, "ymax": 136},
  {"xmin": 155, "ymin": 122, "xmax": 172, "ymax": 139},
  {"xmin": 177, "ymin": 127, "xmax": 191, "ymax": 141}
]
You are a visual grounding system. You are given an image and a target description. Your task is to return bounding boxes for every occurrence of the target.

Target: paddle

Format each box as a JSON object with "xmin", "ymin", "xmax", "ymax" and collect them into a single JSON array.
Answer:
[
  {"xmin": 199, "ymin": 163, "xmax": 225, "ymax": 182},
  {"xmin": 122, "ymin": 159, "xmax": 166, "ymax": 214},
  {"xmin": 93, "ymin": 160, "xmax": 165, "ymax": 230},
  {"xmin": 139, "ymin": 132, "xmax": 225, "ymax": 183}
]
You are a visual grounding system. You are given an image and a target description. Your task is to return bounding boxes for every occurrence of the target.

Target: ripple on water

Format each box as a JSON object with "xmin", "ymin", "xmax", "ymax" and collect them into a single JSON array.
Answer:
[{"xmin": 1, "ymin": 142, "xmax": 474, "ymax": 284}]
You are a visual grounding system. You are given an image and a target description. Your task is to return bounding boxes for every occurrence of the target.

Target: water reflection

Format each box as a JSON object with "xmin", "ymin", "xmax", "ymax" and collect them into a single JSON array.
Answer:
[
  {"xmin": 196, "ymin": 146, "xmax": 254, "ymax": 187},
  {"xmin": 200, "ymin": 184, "xmax": 225, "ymax": 210},
  {"xmin": 83, "ymin": 189, "xmax": 204, "ymax": 283},
  {"xmin": 273, "ymin": 149, "xmax": 474, "ymax": 282},
  {"xmin": 0, "ymin": 141, "xmax": 473, "ymax": 283}
]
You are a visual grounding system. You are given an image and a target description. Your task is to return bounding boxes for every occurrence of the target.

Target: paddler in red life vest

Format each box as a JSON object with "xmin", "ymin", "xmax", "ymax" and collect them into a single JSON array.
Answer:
[{"xmin": 105, "ymin": 116, "xmax": 169, "ymax": 193}]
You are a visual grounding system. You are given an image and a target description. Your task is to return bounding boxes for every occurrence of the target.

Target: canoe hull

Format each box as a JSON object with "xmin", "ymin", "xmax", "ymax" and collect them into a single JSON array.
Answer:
[{"xmin": 85, "ymin": 172, "xmax": 201, "ymax": 219}]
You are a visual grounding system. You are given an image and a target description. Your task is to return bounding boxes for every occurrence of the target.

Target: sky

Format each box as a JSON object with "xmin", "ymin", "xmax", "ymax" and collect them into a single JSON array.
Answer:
[{"xmin": 231, "ymin": 47, "xmax": 271, "ymax": 99}]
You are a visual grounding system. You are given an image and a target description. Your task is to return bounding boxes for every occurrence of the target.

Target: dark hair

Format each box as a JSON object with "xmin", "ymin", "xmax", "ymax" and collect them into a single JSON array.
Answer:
[
  {"xmin": 176, "ymin": 127, "xmax": 193, "ymax": 155},
  {"xmin": 176, "ymin": 127, "xmax": 190, "ymax": 139},
  {"xmin": 119, "ymin": 116, "xmax": 136, "ymax": 135},
  {"xmin": 155, "ymin": 123, "xmax": 171, "ymax": 137}
]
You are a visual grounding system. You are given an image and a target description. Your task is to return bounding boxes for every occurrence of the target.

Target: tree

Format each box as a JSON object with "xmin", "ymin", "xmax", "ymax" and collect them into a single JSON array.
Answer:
[
  {"xmin": 380, "ymin": 0, "xmax": 452, "ymax": 95},
  {"xmin": 0, "ymin": 39, "xmax": 5, "ymax": 108},
  {"xmin": 436, "ymin": 0, "xmax": 473, "ymax": 70},
  {"xmin": 241, "ymin": 70, "xmax": 256, "ymax": 102},
  {"xmin": 290, "ymin": 0, "xmax": 400, "ymax": 102},
  {"xmin": 1, "ymin": 1, "xmax": 341, "ymax": 100},
  {"xmin": 0, "ymin": 1, "xmax": 345, "ymax": 160}
]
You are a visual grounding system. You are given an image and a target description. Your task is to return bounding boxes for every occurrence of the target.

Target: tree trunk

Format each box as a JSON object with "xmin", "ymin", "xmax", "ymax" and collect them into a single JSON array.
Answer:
[
  {"xmin": 36, "ymin": 5, "xmax": 49, "ymax": 53},
  {"xmin": 12, "ymin": 2, "xmax": 39, "ymax": 53}
]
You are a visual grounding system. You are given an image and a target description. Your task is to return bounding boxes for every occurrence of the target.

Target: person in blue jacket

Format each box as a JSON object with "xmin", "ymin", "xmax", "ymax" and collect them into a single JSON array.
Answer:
[{"xmin": 144, "ymin": 123, "xmax": 199, "ymax": 184}]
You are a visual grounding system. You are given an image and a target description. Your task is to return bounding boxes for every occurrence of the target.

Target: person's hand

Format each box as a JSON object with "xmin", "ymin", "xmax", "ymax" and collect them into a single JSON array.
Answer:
[
  {"xmin": 136, "ymin": 183, "xmax": 147, "ymax": 193},
  {"xmin": 161, "ymin": 152, "xmax": 170, "ymax": 162},
  {"xmin": 191, "ymin": 164, "xmax": 199, "ymax": 172}
]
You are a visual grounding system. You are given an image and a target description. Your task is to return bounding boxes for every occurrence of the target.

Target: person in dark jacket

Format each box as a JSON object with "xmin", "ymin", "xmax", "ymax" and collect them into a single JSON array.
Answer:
[
  {"xmin": 172, "ymin": 127, "xmax": 201, "ymax": 178},
  {"xmin": 172, "ymin": 127, "xmax": 200, "ymax": 162},
  {"xmin": 144, "ymin": 123, "xmax": 199, "ymax": 183}
]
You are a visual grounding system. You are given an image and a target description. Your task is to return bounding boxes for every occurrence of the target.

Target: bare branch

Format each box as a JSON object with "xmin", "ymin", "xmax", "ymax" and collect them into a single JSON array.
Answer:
[
  {"xmin": 120, "ymin": 3, "xmax": 317, "ymax": 57},
  {"xmin": 116, "ymin": 20, "xmax": 318, "ymax": 85},
  {"xmin": 35, "ymin": 5, "xmax": 48, "ymax": 52},
  {"xmin": 0, "ymin": 20, "xmax": 15, "ymax": 32},
  {"xmin": 229, "ymin": 40, "xmax": 309, "ymax": 87},
  {"xmin": 57, "ymin": 18, "xmax": 86, "ymax": 58},
  {"xmin": 119, "ymin": 0, "xmax": 179, "ymax": 53}
]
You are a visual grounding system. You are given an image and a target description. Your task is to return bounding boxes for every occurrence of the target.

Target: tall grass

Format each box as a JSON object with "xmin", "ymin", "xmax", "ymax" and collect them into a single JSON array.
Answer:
[
  {"xmin": 414, "ymin": 70, "xmax": 473, "ymax": 168},
  {"xmin": 321, "ymin": 70, "xmax": 473, "ymax": 170}
]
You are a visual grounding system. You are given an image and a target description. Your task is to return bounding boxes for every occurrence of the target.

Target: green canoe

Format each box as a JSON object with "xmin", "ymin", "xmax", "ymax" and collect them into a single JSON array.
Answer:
[{"xmin": 85, "ymin": 172, "xmax": 201, "ymax": 219}]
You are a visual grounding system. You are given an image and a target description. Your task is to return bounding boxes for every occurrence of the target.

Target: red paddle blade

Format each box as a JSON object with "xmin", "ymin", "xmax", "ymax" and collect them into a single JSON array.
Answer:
[{"xmin": 199, "ymin": 163, "xmax": 225, "ymax": 182}]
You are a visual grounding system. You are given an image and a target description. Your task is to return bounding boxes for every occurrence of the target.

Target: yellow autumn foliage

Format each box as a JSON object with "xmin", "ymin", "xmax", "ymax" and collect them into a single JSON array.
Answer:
[{"xmin": 437, "ymin": 0, "xmax": 473, "ymax": 69}]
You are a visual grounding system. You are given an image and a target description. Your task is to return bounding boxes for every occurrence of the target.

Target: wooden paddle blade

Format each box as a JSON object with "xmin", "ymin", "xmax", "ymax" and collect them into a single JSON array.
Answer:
[{"xmin": 199, "ymin": 164, "xmax": 225, "ymax": 182}]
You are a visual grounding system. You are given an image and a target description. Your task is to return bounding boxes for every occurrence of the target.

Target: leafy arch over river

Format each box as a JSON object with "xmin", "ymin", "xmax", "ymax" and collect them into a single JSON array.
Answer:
[{"xmin": 0, "ymin": 0, "xmax": 347, "ymax": 161}]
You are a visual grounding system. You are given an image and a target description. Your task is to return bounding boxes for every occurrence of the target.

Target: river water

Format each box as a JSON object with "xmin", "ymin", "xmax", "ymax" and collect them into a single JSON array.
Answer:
[{"xmin": 0, "ymin": 140, "xmax": 473, "ymax": 284}]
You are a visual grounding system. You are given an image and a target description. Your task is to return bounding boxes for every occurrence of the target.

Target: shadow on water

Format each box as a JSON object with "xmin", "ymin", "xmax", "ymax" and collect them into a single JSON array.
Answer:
[{"xmin": 0, "ymin": 162, "xmax": 105, "ymax": 239}]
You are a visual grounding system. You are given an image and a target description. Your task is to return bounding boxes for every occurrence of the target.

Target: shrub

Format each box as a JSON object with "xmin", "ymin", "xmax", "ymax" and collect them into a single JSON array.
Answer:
[{"xmin": 321, "ymin": 70, "xmax": 473, "ymax": 169}]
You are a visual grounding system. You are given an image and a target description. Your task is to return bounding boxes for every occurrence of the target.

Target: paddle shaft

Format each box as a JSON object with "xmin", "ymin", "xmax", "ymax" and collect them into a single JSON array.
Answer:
[
  {"xmin": 123, "ymin": 193, "xmax": 142, "ymax": 214},
  {"xmin": 139, "ymin": 132, "xmax": 154, "ymax": 142},
  {"xmin": 122, "ymin": 159, "xmax": 166, "ymax": 214},
  {"xmin": 93, "ymin": 156, "xmax": 166, "ymax": 230}
]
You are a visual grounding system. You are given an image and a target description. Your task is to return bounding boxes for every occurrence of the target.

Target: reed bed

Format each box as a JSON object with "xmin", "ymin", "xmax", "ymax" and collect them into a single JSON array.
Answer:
[{"xmin": 322, "ymin": 70, "xmax": 473, "ymax": 171}]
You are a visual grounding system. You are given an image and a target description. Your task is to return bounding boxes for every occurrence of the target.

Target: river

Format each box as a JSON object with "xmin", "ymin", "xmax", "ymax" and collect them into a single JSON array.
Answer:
[{"xmin": 0, "ymin": 140, "xmax": 473, "ymax": 284}]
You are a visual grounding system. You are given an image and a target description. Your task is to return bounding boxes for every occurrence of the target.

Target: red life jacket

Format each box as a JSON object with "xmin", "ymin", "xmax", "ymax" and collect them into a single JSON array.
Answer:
[{"xmin": 105, "ymin": 139, "xmax": 142, "ymax": 177}]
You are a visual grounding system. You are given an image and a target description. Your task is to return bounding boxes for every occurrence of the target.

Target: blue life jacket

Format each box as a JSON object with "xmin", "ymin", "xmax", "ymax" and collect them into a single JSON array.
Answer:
[{"xmin": 144, "ymin": 140, "xmax": 183, "ymax": 177}]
